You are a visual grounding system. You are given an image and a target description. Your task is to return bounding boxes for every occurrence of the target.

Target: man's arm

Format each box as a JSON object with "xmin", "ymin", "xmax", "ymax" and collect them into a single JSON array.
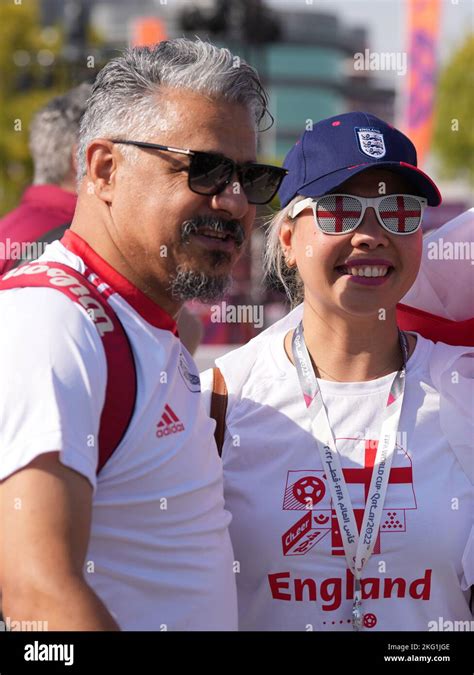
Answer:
[{"xmin": 0, "ymin": 452, "xmax": 119, "ymax": 630}]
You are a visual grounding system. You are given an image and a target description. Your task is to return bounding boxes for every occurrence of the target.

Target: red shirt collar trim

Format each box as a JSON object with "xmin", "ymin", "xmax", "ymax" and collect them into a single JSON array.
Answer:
[{"xmin": 61, "ymin": 230, "xmax": 178, "ymax": 335}]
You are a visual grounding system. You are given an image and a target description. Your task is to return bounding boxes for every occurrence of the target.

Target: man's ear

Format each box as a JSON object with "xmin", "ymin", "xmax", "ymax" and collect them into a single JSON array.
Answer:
[
  {"xmin": 279, "ymin": 217, "xmax": 296, "ymax": 268},
  {"xmin": 86, "ymin": 139, "xmax": 119, "ymax": 203}
]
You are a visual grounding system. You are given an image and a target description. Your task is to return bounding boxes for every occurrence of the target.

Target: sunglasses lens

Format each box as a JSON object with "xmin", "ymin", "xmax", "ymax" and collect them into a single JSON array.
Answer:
[
  {"xmin": 241, "ymin": 165, "xmax": 286, "ymax": 205},
  {"xmin": 316, "ymin": 195, "xmax": 362, "ymax": 233},
  {"xmin": 378, "ymin": 195, "xmax": 423, "ymax": 233},
  {"xmin": 189, "ymin": 152, "xmax": 285, "ymax": 204},
  {"xmin": 189, "ymin": 153, "xmax": 233, "ymax": 195}
]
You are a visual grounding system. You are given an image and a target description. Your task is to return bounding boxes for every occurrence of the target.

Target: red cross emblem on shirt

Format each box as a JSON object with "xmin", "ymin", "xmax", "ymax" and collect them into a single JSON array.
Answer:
[{"xmin": 331, "ymin": 439, "xmax": 414, "ymax": 556}]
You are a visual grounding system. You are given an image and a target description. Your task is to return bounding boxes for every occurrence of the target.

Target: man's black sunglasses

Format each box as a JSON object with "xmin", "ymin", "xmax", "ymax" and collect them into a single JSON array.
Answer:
[{"xmin": 110, "ymin": 139, "xmax": 288, "ymax": 205}]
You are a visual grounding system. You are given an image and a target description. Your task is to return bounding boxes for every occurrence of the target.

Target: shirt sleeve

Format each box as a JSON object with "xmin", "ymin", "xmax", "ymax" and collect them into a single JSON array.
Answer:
[
  {"xmin": 429, "ymin": 342, "xmax": 474, "ymax": 485},
  {"xmin": 0, "ymin": 287, "xmax": 107, "ymax": 491}
]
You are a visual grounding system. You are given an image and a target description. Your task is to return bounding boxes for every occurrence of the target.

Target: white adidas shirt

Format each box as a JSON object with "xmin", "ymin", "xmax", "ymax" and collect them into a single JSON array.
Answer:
[
  {"xmin": 201, "ymin": 308, "xmax": 473, "ymax": 631},
  {"xmin": 0, "ymin": 231, "xmax": 237, "ymax": 631}
]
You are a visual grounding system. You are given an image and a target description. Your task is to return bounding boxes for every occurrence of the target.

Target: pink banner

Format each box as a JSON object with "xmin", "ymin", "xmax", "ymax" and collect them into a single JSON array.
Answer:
[{"xmin": 403, "ymin": 0, "xmax": 442, "ymax": 165}]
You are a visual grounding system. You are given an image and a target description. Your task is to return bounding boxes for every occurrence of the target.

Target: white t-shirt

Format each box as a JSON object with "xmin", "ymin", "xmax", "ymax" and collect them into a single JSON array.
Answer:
[
  {"xmin": 0, "ymin": 232, "xmax": 237, "ymax": 631},
  {"xmin": 201, "ymin": 317, "xmax": 473, "ymax": 631}
]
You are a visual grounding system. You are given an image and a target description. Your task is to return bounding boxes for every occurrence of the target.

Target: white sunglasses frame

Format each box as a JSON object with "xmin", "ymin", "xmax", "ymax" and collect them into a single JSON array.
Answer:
[{"xmin": 289, "ymin": 194, "xmax": 428, "ymax": 236}]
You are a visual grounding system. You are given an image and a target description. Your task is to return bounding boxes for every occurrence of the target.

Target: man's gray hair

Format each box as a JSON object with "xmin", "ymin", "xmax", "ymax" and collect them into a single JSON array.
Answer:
[
  {"xmin": 29, "ymin": 82, "xmax": 92, "ymax": 185},
  {"xmin": 263, "ymin": 195, "xmax": 306, "ymax": 307},
  {"xmin": 77, "ymin": 38, "xmax": 270, "ymax": 181}
]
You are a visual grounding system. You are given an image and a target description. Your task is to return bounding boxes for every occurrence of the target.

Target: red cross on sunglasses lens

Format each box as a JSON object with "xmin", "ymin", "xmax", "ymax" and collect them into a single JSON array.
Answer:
[
  {"xmin": 290, "ymin": 194, "xmax": 427, "ymax": 235},
  {"xmin": 110, "ymin": 139, "xmax": 287, "ymax": 205}
]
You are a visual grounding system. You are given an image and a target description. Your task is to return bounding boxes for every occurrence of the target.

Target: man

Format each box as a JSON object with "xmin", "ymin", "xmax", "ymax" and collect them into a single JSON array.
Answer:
[
  {"xmin": 0, "ymin": 39, "xmax": 286, "ymax": 630},
  {"xmin": 0, "ymin": 83, "xmax": 91, "ymax": 276}
]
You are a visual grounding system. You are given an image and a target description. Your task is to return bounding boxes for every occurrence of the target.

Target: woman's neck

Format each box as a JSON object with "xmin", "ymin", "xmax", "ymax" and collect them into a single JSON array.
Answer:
[{"xmin": 284, "ymin": 301, "xmax": 416, "ymax": 382}]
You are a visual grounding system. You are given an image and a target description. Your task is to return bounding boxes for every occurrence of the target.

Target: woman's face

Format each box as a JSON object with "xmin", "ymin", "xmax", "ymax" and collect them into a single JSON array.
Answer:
[{"xmin": 279, "ymin": 169, "xmax": 423, "ymax": 319}]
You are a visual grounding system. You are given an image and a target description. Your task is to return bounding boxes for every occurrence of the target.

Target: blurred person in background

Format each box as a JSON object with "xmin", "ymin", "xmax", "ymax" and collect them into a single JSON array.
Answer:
[{"xmin": 0, "ymin": 83, "xmax": 91, "ymax": 276}]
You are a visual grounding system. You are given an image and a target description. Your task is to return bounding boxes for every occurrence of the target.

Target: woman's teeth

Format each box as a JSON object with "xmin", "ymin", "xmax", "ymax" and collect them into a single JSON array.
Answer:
[{"xmin": 339, "ymin": 266, "xmax": 390, "ymax": 277}]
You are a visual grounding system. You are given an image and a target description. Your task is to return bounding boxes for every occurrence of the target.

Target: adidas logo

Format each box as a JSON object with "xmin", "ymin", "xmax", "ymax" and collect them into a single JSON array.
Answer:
[{"xmin": 156, "ymin": 404, "xmax": 185, "ymax": 438}]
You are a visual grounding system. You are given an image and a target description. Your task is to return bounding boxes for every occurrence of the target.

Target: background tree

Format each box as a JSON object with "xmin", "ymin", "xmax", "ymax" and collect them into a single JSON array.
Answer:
[
  {"xmin": 0, "ymin": 0, "xmax": 102, "ymax": 216},
  {"xmin": 0, "ymin": 0, "xmax": 65, "ymax": 214},
  {"xmin": 432, "ymin": 33, "xmax": 474, "ymax": 186}
]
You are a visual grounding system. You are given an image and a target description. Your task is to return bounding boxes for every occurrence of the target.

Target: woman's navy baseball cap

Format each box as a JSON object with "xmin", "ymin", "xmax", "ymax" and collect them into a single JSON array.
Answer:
[{"xmin": 278, "ymin": 111, "xmax": 442, "ymax": 207}]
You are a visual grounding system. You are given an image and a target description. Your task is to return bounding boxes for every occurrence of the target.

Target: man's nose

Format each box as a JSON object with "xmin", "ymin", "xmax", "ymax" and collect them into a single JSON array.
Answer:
[{"xmin": 209, "ymin": 177, "xmax": 253, "ymax": 220}]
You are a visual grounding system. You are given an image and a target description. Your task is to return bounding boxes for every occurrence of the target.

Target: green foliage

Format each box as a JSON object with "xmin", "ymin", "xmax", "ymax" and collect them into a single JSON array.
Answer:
[
  {"xmin": 433, "ymin": 33, "xmax": 474, "ymax": 186},
  {"xmin": 0, "ymin": 0, "xmax": 63, "ymax": 215}
]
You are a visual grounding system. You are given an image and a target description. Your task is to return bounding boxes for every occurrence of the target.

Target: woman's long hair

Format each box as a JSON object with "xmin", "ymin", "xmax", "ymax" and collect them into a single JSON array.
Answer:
[{"xmin": 263, "ymin": 195, "xmax": 306, "ymax": 308}]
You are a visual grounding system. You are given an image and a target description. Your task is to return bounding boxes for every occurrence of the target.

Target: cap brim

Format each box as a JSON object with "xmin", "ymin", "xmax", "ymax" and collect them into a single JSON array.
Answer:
[{"xmin": 296, "ymin": 162, "xmax": 442, "ymax": 207}]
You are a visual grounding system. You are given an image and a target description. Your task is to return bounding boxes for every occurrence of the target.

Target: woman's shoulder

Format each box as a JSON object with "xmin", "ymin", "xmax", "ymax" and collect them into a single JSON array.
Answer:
[
  {"xmin": 199, "ymin": 330, "xmax": 279, "ymax": 419},
  {"xmin": 200, "ymin": 304, "xmax": 303, "ymax": 402},
  {"xmin": 419, "ymin": 335, "xmax": 473, "ymax": 387},
  {"xmin": 408, "ymin": 332, "xmax": 473, "ymax": 381},
  {"xmin": 207, "ymin": 328, "xmax": 283, "ymax": 394}
]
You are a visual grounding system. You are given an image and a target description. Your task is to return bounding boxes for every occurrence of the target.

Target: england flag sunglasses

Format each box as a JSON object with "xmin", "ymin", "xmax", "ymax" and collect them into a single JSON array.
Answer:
[
  {"xmin": 110, "ymin": 139, "xmax": 288, "ymax": 205},
  {"xmin": 289, "ymin": 194, "xmax": 427, "ymax": 235}
]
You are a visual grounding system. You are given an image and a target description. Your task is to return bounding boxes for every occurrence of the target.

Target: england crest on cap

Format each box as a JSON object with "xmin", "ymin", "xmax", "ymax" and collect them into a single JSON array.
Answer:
[{"xmin": 355, "ymin": 127, "xmax": 386, "ymax": 158}]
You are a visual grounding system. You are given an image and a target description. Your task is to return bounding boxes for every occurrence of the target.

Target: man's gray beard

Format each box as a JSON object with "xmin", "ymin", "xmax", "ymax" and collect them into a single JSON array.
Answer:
[
  {"xmin": 169, "ymin": 267, "xmax": 232, "ymax": 302},
  {"xmin": 168, "ymin": 215, "xmax": 244, "ymax": 302}
]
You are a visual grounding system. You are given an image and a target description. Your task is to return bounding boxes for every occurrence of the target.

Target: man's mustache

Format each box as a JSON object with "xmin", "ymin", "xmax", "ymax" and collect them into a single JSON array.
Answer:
[{"xmin": 181, "ymin": 216, "xmax": 245, "ymax": 248}]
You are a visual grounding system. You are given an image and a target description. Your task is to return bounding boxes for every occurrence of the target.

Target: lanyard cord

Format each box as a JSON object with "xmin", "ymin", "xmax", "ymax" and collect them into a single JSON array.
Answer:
[{"xmin": 292, "ymin": 322, "xmax": 409, "ymax": 630}]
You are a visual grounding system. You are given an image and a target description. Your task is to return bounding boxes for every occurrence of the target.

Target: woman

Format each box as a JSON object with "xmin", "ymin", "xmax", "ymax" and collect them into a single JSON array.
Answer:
[{"xmin": 201, "ymin": 112, "xmax": 473, "ymax": 631}]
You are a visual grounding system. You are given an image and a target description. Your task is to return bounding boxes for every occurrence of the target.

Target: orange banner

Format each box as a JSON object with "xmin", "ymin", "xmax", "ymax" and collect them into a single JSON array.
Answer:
[
  {"xmin": 131, "ymin": 17, "xmax": 167, "ymax": 48},
  {"xmin": 403, "ymin": 0, "xmax": 441, "ymax": 165}
]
